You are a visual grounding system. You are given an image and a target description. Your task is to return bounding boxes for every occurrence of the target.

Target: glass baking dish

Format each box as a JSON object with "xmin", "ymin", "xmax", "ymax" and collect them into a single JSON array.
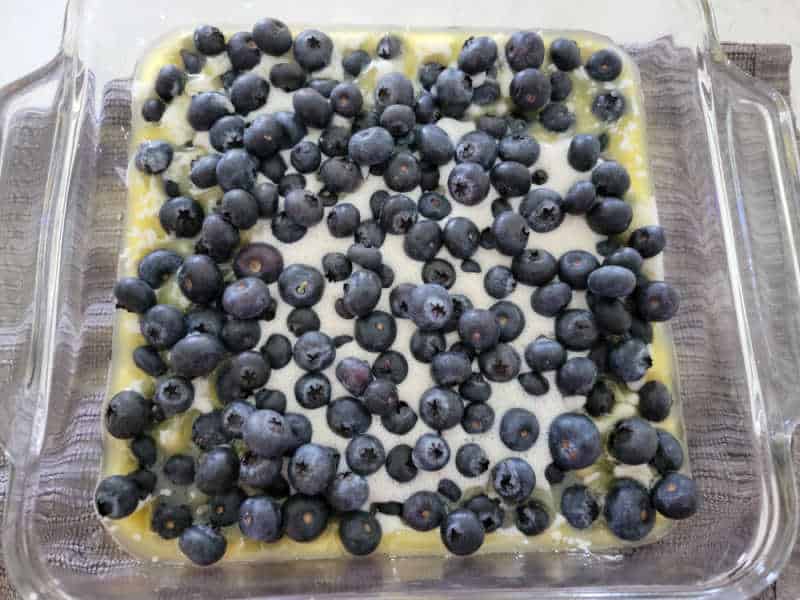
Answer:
[{"xmin": 1, "ymin": 0, "xmax": 800, "ymax": 597}]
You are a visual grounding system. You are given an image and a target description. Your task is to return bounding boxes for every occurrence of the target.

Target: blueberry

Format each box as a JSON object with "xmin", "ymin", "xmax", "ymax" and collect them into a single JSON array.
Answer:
[
  {"xmin": 252, "ymin": 389, "xmax": 286, "ymax": 414},
  {"xmin": 512, "ymin": 251, "xmax": 557, "ymax": 290},
  {"xmin": 548, "ymin": 412, "xmax": 602, "ymax": 471},
  {"xmin": 477, "ymin": 115, "xmax": 509, "ymax": 139},
  {"xmin": 473, "ymin": 80, "xmax": 501, "ymax": 105},
  {"xmin": 208, "ymin": 487, "xmax": 246, "ymax": 527},
  {"xmin": 187, "ymin": 155, "xmax": 220, "ymax": 190},
  {"xmin": 288, "ymin": 443, "xmax": 340, "ymax": 496},
  {"xmin": 316, "ymin": 82, "xmax": 360, "ymax": 120},
  {"xmin": 342, "ymin": 269, "xmax": 382, "ymax": 317},
  {"xmin": 386, "ymin": 284, "xmax": 414, "ymax": 320},
  {"xmin": 385, "ymin": 444, "xmax": 418, "ymax": 482},
  {"xmin": 139, "ymin": 304, "xmax": 185, "ymax": 351},
  {"xmin": 549, "ymin": 37, "xmax": 580, "ymax": 71},
  {"xmin": 258, "ymin": 334, "xmax": 291, "ymax": 370},
  {"xmin": 509, "ymin": 68, "xmax": 551, "ymax": 112},
  {"xmin": 545, "ymin": 463, "xmax": 565, "ymax": 485},
  {"xmin": 484, "ymin": 265, "xmax": 516, "ymax": 299},
  {"xmin": 608, "ymin": 338, "xmax": 652, "ymax": 382},
  {"xmin": 154, "ymin": 64, "xmax": 186, "ymax": 102},
  {"xmin": 491, "ymin": 161, "xmax": 532, "ymax": 197},
  {"xmin": 505, "ymin": 31, "xmax": 545, "ymax": 71},
  {"xmin": 267, "ymin": 63, "xmax": 306, "ymax": 95},
  {"xmin": 567, "ymin": 134, "xmax": 601, "ymax": 172},
  {"xmin": 352, "ymin": 109, "xmax": 380, "ymax": 132},
  {"xmin": 249, "ymin": 17, "xmax": 291, "ymax": 55},
  {"xmin": 214, "ymin": 149, "xmax": 257, "ymax": 193},
  {"xmin": 404, "ymin": 220, "xmax": 443, "ymax": 261},
  {"xmin": 137, "ymin": 250, "xmax": 182, "ymax": 291},
  {"xmin": 636, "ymin": 381, "xmax": 672, "ymax": 422},
  {"xmin": 163, "ymin": 454, "xmax": 195, "ymax": 486},
  {"xmin": 192, "ymin": 410, "xmax": 232, "ymax": 451},
  {"xmin": 558, "ymin": 355, "xmax": 599, "ymax": 395},
  {"xmin": 586, "ymin": 49, "xmax": 623, "ymax": 81},
  {"xmin": 429, "ymin": 351, "xmax": 471, "ymax": 387},
  {"xmin": 604, "ymin": 247, "xmax": 644, "ymax": 275},
  {"xmin": 518, "ymin": 371, "xmax": 549, "ymax": 396},
  {"xmin": 454, "ymin": 131, "xmax": 496, "ymax": 170},
  {"xmin": 588, "ymin": 266, "xmax": 638, "ymax": 299},
  {"xmin": 412, "ymin": 433, "xmax": 451, "ymax": 471},
  {"xmin": 232, "ymin": 495, "xmax": 281, "ymax": 545},
  {"xmin": 290, "ymin": 29, "xmax": 333, "ymax": 72},
  {"xmin": 326, "ymin": 396, "xmax": 371, "ymax": 438},
  {"xmin": 334, "ymin": 357, "xmax": 371, "ymax": 397},
  {"xmin": 141, "ymin": 98, "xmax": 166, "ymax": 123},
  {"xmin": 486, "ymin": 301, "xmax": 523, "ymax": 343},
  {"xmin": 277, "ymin": 264, "xmax": 324, "ymax": 308},
  {"xmin": 497, "ymin": 134, "xmax": 538, "ymax": 166},
  {"xmin": 369, "ymin": 351, "xmax": 407, "ymax": 385},
  {"xmin": 419, "ymin": 62, "xmax": 445, "ymax": 90},
  {"xmin": 492, "ymin": 197, "xmax": 513, "ymax": 217},
  {"xmin": 343, "ymin": 434, "xmax": 384, "ymax": 477},
  {"xmin": 375, "ymin": 72, "xmax": 415, "ymax": 110},
  {"xmin": 651, "ymin": 429, "xmax": 684, "ymax": 474},
  {"xmin": 587, "ymin": 197, "xmax": 633, "ymax": 235},
  {"xmin": 628, "ymin": 225, "xmax": 666, "ymax": 258},
  {"xmin": 609, "ymin": 417, "xmax": 659, "ymax": 465},
  {"xmin": 531, "ymin": 169, "xmax": 549, "ymax": 185},
  {"xmin": 379, "ymin": 193, "xmax": 418, "ymax": 234},
  {"xmin": 395, "ymin": 491, "xmax": 446, "ymax": 534},
  {"xmin": 355, "ymin": 219, "xmax": 386, "ymax": 248},
  {"xmin": 563, "ymin": 181, "xmax": 597, "ymax": 215},
  {"xmin": 195, "ymin": 446, "xmax": 239, "ymax": 495},
  {"xmin": 433, "ymin": 480, "xmax": 459, "ymax": 504},
  {"xmin": 227, "ymin": 31, "xmax": 262, "ymax": 71},
  {"xmin": 241, "ymin": 118, "xmax": 282, "ymax": 161},
  {"xmin": 550, "ymin": 71, "xmax": 573, "ymax": 102},
  {"xmin": 419, "ymin": 386, "xmax": 464, "ymax": 431},
  {"xmin": 530, "ymin": 281, "xmax": 571, "ymax": 317},
  {"xmin": 489, "ymin": 211, "xmax": 529, "ymax": 257},
  {"xmin": 227, "ymin": 74, "xmax": 269, "ymax": 117},
  {"xmin": 560, "ymin": 484, "xmax": 599, "ymax": 529},
  {"xmin": 440, "ymin": 508, "xmax": 485, "ymax": 556},
  {"xmin": 318, "ymin": 156, "xmax": 362, "ymax": 193},
  {"xmin": 284, "ymin": 412, "xmax": 313, "ymax": 453},
  {"xmin": 151, "ymin": 501, "xmax": 193, "ymax": 539},
  {"xmin": 653, "ymin": 473, "xmax": 699, "ymax": 519},
  {"xmin": 405, "ymin": 283, "xmax": 450, "ymax": 332},
  {"xmin": 323, "ymin": 471, "xmax": 368, "ymax": 513},
  {"xmin": 585, "ymin": 381, "xmax": 615, "ymax": 417},
  {"xmin": 458, "ymin": 36, "xmax": 498, "ymax": 74},
  {"xmin": 539, "ymin": 103, "xmax": 575, "ymax": 132},
  {"xmin": 417, "ymin": 124, "xmax": 454, "ymax": 166},
  {"xmin": 355, "ymin": 310, "xmax": 397, "ymax": 352},
  {"xmin": 465, "ymin": 495, "xmax": 505, "ymax": 534},
  {"xmin": 134, "ymin": 140, "xmax": 174, "ymax": 176},
  {"xmin": 414, "ymin": 92, "xmax": 441, "ymax": 124},
  {"xmin": 591, "ymin": 90, "xmax": 626, "ymax": 124},
  {"xmin": 113, "ymin": 277, "xmax": 156, "ymax": 314},
  {"xmin": 479, "ymin": 343, "xmax": 521, "ymax": 383},
  {"xmin": 515, "ymin": 499, "xmax": 551, "ymax": 536},
  {"xmin": 458, "ymin": 308, "xmax": 501, "ymax": 353},
  {"xmin": 289, "ymin": 88, "xmax": 331, "ymax": 129},
  {"xmin": 342, "ymin": 49, "xmax": 371, "ymax": 76},
  {"xmin": 459, "ymin": 372, "xmax": 492, "ymax": 403},
  {"xmin": 95, "ymin": 475, "xmax": 140, "ymax": 519},
  {"xmin": 492, "ymin": 457, "xmax": 535, "ymax": 503},
  {"xmin": 524, "ymin": 336, "xmax": 566, "ymax": 373},
  {"xmin": 590, "ymin": 295, "xmax": 632, "ymax": 334},
  {"xmin": 519, "ymin": 187, "xmax": 565, "ymax": 233},
  {"xmin": 410, "ymin": 329, "xmax": 446, "ymax": 363},
  {"xmin": 497, "ymin": 408, "xmax": 539, "ymax": 451},
  {"xmin": 188, "ymin": 91, "xmax": 234, "ymax": 131},
  {"xmin": 243, "ymin": 409, "xmax": 293, "ymax": 458},
  {"xmin": 558, "ymin": 250, "xmax": 599, "ymax": 290},
  {"xmin": 451, "ymin": 443, "xmax": 490, "ymax": 480},
  {"xmin": 326, "ymin": 203, "xmax": 360, "ymax": 238},
  {"xmin": 377, "ymin": 105, "xmax": 414, "ymax": 138},
  {"xmin": 362, "ymin": 378, "xmax": 399, "ymax": 416},
  {"xmin": 461, "ymin": 402, "xmax": 495, "ymax": 434},
  {"xmin": 434, "ymin": 68, "xmax": 473, "ymax": 118},
  {"xmin": 194, "ymin": 24, "xmax": 226, "ymax": 56},
  {"xmin": 336, "ymin": 510, "xmax": 381, "ymax": 556},
  {"xmin": 291, "ymin": 331, "xmax": 335, "ymax": 372},
  {"xmin": 152, "ymin": 376, "xmax": 193, "ymax": 417},
  {"xmin": 636, "ymin": 281, "xmax": 680, "ymax": 322},
  {"xmin": 421, "ymin": 258, "xmax": 455, "ymax": 288},
  {"xmin": 381, "ymin": 400, "xmax": 418, "ymax": 435},
  {"xmin": 603, "ymin": 479, "xmax": 655, "ymax": 542},
  {"xmin": 283, "ymin": 494, "xmax": 330, "ymax": 542},
  {"xmin": 382, "ymin": 151, "xmax": 420, "ymax": 193},
  {"xmin": 133, "ymin": 345, "xmax": 167, "ymax": 377}
]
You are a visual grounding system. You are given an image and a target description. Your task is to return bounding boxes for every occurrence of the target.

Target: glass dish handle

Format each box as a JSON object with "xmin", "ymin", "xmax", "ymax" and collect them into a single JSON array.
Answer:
[
  {"xmin": 0, "ymin": 55, "xmax": 66, "ymax": 462},
  {"xmin": 711, "ymin": 56, "xmax": 800, "ymax": 437}
]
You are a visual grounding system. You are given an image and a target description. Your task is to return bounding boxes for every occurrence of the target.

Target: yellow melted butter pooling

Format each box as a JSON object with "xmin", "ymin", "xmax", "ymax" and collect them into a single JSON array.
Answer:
[{"xmin": 107, "ymin": 27, "xmax": 680, "ymax": 563}]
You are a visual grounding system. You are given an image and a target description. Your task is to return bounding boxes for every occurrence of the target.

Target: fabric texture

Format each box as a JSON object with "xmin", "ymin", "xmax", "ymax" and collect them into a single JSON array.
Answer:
[{"xmin": 0, "ymin": 42, "xmax": 794, "ymax": 600}]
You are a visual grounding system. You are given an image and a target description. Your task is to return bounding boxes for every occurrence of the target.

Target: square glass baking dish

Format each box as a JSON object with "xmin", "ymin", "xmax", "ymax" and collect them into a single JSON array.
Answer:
[{"xmin": 1, "ymin": 0, "xmax": 800, "ymax": 597}]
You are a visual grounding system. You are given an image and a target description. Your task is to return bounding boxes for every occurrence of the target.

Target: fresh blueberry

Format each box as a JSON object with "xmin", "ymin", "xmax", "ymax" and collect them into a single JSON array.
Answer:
[
  {"xmin": 587, "ymin": 265, "xmax": 637, "ymax": 299},
  {"xmin": 465, "ymin": 495, "xmax": 505, "ymax": 534},
  {"xmin": 187, "ymin": 91, "xmax": 234, "ymax": 131},
  {"xmin": 487, "ymin": 301, "xmax": 524, "ymax": 343},
  {"xmin": 550, "ymin": 71, "xmax": 573, "ymax": 102},
  {"xmin": 387, "ymin": 283, "xmax": 415, "ymax": 319},
  {"xmin": 308, "ymin": 79, "xmax": 339, "ymax": 100},
  {"xmin": 523, "ymin": 336, "xmax": 566, "ymax": 373},
  {"xmin": 288, "ymin": 443, "xmax": 340, "ymax": 496},
  {"xmin": 519, "ymin": 187, "xmax": 565, "ymax": 233},
  {"xmin": 283, "ymin": 494, "xmax": 330, "ymax": 542},
  {"xmin": 477, "ymin": 114, "xmax": 508, "ymax": 138},
  {"xmin": 195, "ymin": 446, "xmax": 239, "ymax": 495},
  {"xmin": 139, "ymin": 304, "xmax": 186, "ymax": 351},
  {"xmin": 323, "ymin": 203, "xmax": 359, "ymax": 239},
  {"xmin": 291, "ymin": 87, "xmax": 332, "ymax": 129},
  {"xmin": 325, "ymin": 471, "xmax": 369, "ymax": 513},
  {"xmin": 403, "ymin": 220, "xmax": 443, "ymax": 261},
  {"xmin": 397, "ymin": 491, "xmax": 446, "ymax": 533},
  {"xmin": 188, "ymin": 154, "xmax": 221, "ymax": 189},
  {"xmin": 406, "ymin": 283, "xmax": 451, "ymax": 332},
  {"xmin": 132, "ymin": 345, "xmax": 167, "ymax": 378},
  {"xmin": 375, "ymin": 72, "xmax": 415, "ymax": 110},
  {"xmin": 461, "ymin": 402, "xmax": 495, "ymax": 434},
  {"xmin": 457, "ymin": 308, "xmax": 500, "ymax": 353},
  {"xmin": 490, "ymin": 211, "xmax": 529, "ymax": 257},
  {"xmin": 163, "ymin": 454, "xmax": 195, "ymax": 486},
  {"xmin": 586, "ymin": 49, "xmax": 623, "ymax": 81},
  {"xmin": 604, "ymin": 247, "xmax": 644, "ymax": 274},
  {"xmin": 378, "ymin": 193, "xmax": 417, "ymax": 234},
  {"xmin": 431, "ymin": 352, "xmax": 472, "ymax": 387},
  {"xmin": 382, "ymin": 151, "xmax": 420, "ymax": 192},
  {"xmin": 319, "ymin": 156, "xmax": 362, "ymax": 193},
  {"xmin": 141, "ymin": 98, "xmax": 166, "ymax": 122},
  {"xmin": 355, "ymin": 310, "xmax": 397, "ymax": 352},
  {"xmin": 95, "ymin": 475, "xmax": 140, "ymax": 519},
  {"xmin": 499, "ymin": 408, "xmax": 539, "ymax": 451},
  {"xmin": 628, "ymin": 225, "xmax": 666, "ymax": 259},
  {"xmin": 233, "ymin": 494, "xmax": 282, "ymax": 544},
  {"xmin": 380, "ymin": 400, "xmax": 417, "ymax": 435},
  {"xmin": 440, "ymin": 509, "xmax": 485, "ymax": 556},
  {"xmin": 152, "ymin": 376, "xmax": 193, "ymax": 417},
  {"xmin": 276, "ymin": 264, "xmax": 324, "ymax": 308},
  {"xmin": 419, "ymin": 386, "xmax": 464, "ymax": 431},
  {"xmin": 194, "ymin": 24, "xmax": 226, "ymax": 55},
  {"xmin": 548, "ymin": 412, "xmax": 602, "ymax": 471},
  {"xmin": 342, "ymin": 49, "xmax": 371, "ymax": 76},
  {"xmin": 362, "ymin": 378, "xmax": 399, "ymax": 416},
  {"xmin": 558, "ymin": 250, "xmax": 599, "ymax": 290},
  {"xmin": 342, "ymin": 434, "xmax": 385, "ymax": 477},
  {"xmin": 539, "ymin": 103, "xmax": 575, "ymax": 132},
  {"xmin": 416, "ymin": 124, "xmax": 454, "ymax": 166},
  {"xmin": 458, "ymin": 36, "xmax": 498, "ymax": 74},
  {"xmin": 366, "ymin": 352, "xmax": 407, "ymax": 386},
  {"xmin": 198, "ymin": 213, "xmax": 240, "ymax": 262},
  {"xmin": 652, "ymin": 473, "xmax": 699, "ymax": 519},
  {"xmin": 473, "ymin": 80, "xmax": 501, "ymax": 105},
  {"xmin": 178, "ymin": 524, "xmax": 227, "ymax": 566},
  {"xmin": 518, "ymin": 371, "xmax": 549, "ymax": 396},
  {"xmin": 585, "ymin": 381, "xmax": 615, "ymax": 417},
  {"xmin": 409, "ymin": 329, "xmax": 446, "ymax": 364},
  {"xmin": 325, "ymin": 396, "xmax": 371, "ymax": 438},
  {"xmin": 590, "ymin": 163, "xmax": 630, "ymax": 205},
  {"xmin": 549, "ymin": 37, "xmax": 581, "ymax": 70},
  {"xmin": 192, "ymin": 410, "xmax": 232, "ymax": 451},
  {"xmin": 459, "ymin": 372, "xmax": 492, "ymax": 403},
  {"xmin": 484, "ymin": 265, "xmax": 516, "ymax": 299},
  {"xmin": 478, "ymin": 343, "xmax": 521, "ymax": 382},
  {"xmin": 134, "ymin": 140, "xmax": 174, "ymax": 175},
  {"xmin": 150, "ymin": 501, "xmax": 193, "ymax": 540},
  {"xmin": 334, "ymin": 357, "xmax": 372, "ymax": 398},
  {"xmin": 505, "ymin": 31, "xmax": 545, "ymax": 71},
  {"xmin": 171, "ymin": 332, "xmax": 226, "ymax": 379},
  {"xmin": 561, "ymin": 484, "xmax": 599, "ymax": 529},
  {"xmin": 563, "ymin": 180, "xmax": 597, "ymax": 215},
  {"xmin": 421, "ymin": 258, "xmax": 456, "ymax": 288},
  {"xmin": 609, "ymin": 417, "xmax": 659, "ymax": 465},
  {"xmin": 419, "ymin": 61, "xmax": 445, "ymax": 90},
  {"xmin": 283, "ymin": 412, "xmax": 313, "ymax": 453},
  {"xmin": 604, "ymin": 479, "xmax": 655, "ymax": 542},
  {"xmin": 291, "ymin": 29, "xmax": 333, "ymax": 72},
  {"xmin": 497, "ymin": 134, "xmax": 539, "ymax": 166},
  {"xmin": 434, "ymin": 68, "xmax": 473, "ymax": 118},
  {"xmin": 221, "ymin": 277, "xmax": 270, "ymax": 321},
  {"xmin": 250, "ymin": 17, "xmax": 291, "ymax": 55},
  {"xmin": 510, "ymin": 250, "xmax": 555, "ymax": 289},
  {"xmin": 238, "ymin": 451, "xmax": 281, "ymax": 489},
  {"xmin": 227, "ymin": 31, "xmax": 262, "ymax": 71},
  {"xmin": 341, "ymin": 269, "xmax": 381, "ymax": 317},
  {"xmin": 531, "ymin": 169, "xmax": 549, "ymax": 185},
  {"xmin": 228, "ymin": 73, "xmax": 269, "ymax": 116},
  {"xmin": 154, "ymin": 64, "xmax": 186, "ymax": 102},
  {"xmin": 509, "ymin": 68, "xmax": 551, "ymax": 111},
  {"xmin": 557, "ymin": 356, "xmax": 598, "ymax": 396},
  {"xmin": 138, "ymin": 250, "xmax": 182, "ymax": 291},
  {"xmin": 355, "ymin": 218, "xmax": 386, "ymax": 248},
  {"xmin": 587, "ymin": 197, "xmax": 633, "ymax": 235},
  {"xmin": 530, "ymin": 281, "xmax": 571, "ymax": 317},
  {"xmin": 492, "ymin": 457, "xmax": 535, "ymax": 503},
  {"xmin": 241, "ymin": 116, "xmax": 283, "ymax": 160},
  {"xmin": 339, "ymin": 511, "xmax": 382, "ymax": 556},
  {"xmin": 292, "ymin": 331, "xmax": 335, "ymax": 372},
  {"xmin": 242, "ymin": 409, "xmax": 294, "ymax": 458},
  {"xmin": 515, "ymin": 499, "xmax": 551, "ymax": 536},
  {"xmin": 608, "ymin": 338, "xmax": 652, "ymax": 382},
  {"xmin": 651, "ymin": 430, "xmax": 684, "ymax": 474},
  {"xmin": 379, "ymin": 104, "xmax": 415, "ymax": 138},
  {"xmin": 455, "ymin": 131, "xmax": 497, "ymax": 170},
  {"xmin": 491, "ymin": 161, "xmax": 532, "ymax": 197},
  {"xmin": 113, "ymin": 277, "xmax": 156, "ymax": 314},
  {"xmin": 636, "ymin": 281, "xmax": 680, "ymax": 322},
  {"xmin": 267, "ymin": 63, "xmax": 305, "ymax": 95},
  {"xmin": 345, "ymin": 127, "xmax": 393, "ymax": 169},
  {"xmin": 637, "ymin": 380, "xmax": 672, "ymax": 422},
  {"xmin": 214, "ymin": 148, "xmax": 256, "ymax": 192},
  {"xmin": 412, "ymin": 433, "xmax": 451, "ymax": 471},
  {"xmin": 414, "ymin": 92, "xmax": 441, "ymax": 124},
  {"xmin": 567, "ymin": 134, "xmax": 601, "ymax": 172},
  {"xmin": 257, "ymin": 336, "xmax": 291, "ymax": 372},
  {"xmin": 208, "ymin": 487, "xmax": 246, "ymax": 527},
  {"xmin": 453, "ymin": 443, "xmax": 490, "ymax": 479},
  {"xmin": 384, "ymin": 444, "xmax": 417, "ymax": 483}
]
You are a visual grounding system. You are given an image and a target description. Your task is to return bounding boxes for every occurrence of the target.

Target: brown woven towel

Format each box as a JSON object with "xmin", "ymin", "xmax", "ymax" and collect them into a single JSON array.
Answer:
[{"xmin": 0, "ymin": 43, "xmax": 794, "ymax": 600}]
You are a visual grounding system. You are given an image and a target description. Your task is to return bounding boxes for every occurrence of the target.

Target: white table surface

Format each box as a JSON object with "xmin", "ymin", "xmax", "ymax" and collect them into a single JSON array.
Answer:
[{"xmin": 0, "ymin": 1, "xmax": 798, "ymax": 116}]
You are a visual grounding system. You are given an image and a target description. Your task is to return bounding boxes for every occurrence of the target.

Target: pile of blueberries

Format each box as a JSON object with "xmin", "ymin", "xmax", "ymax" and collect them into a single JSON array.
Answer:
[{"xmin": 96, "ymin": 18, "xmax": 698, "ymax": 566}]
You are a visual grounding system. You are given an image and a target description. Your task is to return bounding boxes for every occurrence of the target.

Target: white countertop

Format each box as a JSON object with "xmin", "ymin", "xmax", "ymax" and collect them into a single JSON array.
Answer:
[{"xmin": 0, "ymin": 1, "xmax": 798, "ymax": 115}]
